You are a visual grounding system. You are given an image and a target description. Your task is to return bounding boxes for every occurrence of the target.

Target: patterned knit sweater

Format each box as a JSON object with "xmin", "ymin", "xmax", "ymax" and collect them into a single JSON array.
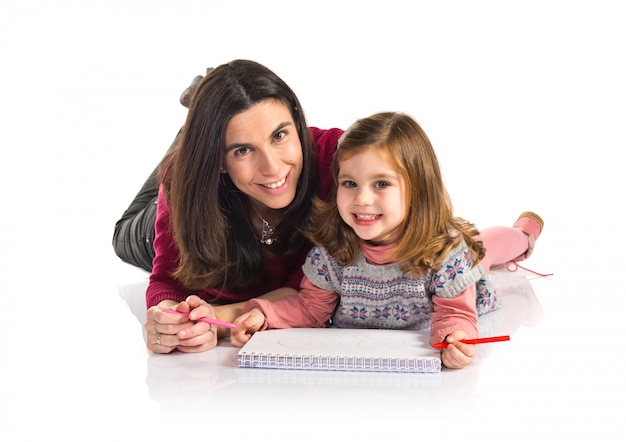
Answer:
[{"xmin": 244, "ymin": 240, "xmax": 501, "ymax": 345}]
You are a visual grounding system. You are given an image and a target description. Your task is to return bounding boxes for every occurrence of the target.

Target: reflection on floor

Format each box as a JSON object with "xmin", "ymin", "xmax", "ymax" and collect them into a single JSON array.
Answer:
[{"xmin": 118, "ymin": 268, "xmax": 546, "ymax": 416}]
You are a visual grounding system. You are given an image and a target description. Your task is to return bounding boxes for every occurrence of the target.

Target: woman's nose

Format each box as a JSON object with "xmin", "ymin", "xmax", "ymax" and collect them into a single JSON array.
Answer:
[{"xmin": 258, "ymin": 148, "xmax": 281, "ymax": 175}]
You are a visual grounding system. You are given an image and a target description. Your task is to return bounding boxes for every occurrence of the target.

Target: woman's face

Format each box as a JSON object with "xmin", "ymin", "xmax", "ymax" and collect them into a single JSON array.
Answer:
[{"xmin": 223, "ymin": 99, "xmax": 303, "ymax": 210}]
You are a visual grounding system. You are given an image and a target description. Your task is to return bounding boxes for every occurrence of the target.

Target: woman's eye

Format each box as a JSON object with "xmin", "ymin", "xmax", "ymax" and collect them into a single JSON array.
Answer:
[
  {"xmin": 274, "ymin": 130, "xmax": 286, "ymax": 141},
  {"xmin": 234, "ymin": 146, "xmax": 251, "ymax": 156}
]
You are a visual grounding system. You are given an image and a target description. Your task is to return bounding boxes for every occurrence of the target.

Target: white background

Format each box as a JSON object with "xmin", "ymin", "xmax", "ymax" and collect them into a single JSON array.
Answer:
[{"xmin": 1, "ymin": 0, "xmax": 624, "ymax": 440}]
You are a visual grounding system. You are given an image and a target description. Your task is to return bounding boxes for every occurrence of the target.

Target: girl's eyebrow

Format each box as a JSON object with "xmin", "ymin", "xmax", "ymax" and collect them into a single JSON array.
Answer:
[
  {"xmin": 224, "ymin": 121, "xmax": 293, "ymax": 153},
  {"xmin": 370, "ymin": 173, "xmax": 397, "ymax": 180},
  {"xmin": 338, "ymin": 172, "xmax": 398, "ymax": 181}
]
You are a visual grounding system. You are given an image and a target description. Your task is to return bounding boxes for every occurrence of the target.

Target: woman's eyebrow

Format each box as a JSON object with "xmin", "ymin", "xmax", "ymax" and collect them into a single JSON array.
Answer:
[
  {"xmin": 224, "ymin": 141, "xmax": 251, "ymax": 153},
  {"xmin": 271, "ymin": 121, "xmax": 293, "ymax": 135},
  {"xmin": 224, "ymin": 121, "xmax": 294, "ymax": 152}
]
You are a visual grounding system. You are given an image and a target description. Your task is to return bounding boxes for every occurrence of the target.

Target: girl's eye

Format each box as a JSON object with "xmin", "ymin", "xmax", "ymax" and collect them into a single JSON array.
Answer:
[
  {"xmin": 341, "ymin": 180, "xmax": 356, "ymax": 188},
  {"xmin": 374, "ymin": 181, "xmax": 389, "ymax": 189}
]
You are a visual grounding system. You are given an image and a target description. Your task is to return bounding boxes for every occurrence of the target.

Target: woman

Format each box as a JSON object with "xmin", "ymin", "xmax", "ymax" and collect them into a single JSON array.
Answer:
[{"xmin": 120, "ymin": 60, "xmax": 343, "ymax": 354}]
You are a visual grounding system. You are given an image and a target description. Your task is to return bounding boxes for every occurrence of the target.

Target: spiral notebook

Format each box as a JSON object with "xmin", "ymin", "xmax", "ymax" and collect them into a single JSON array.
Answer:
[{"xmin": 237, "ymin": 328, "xmax": 441, "ymax": 373}]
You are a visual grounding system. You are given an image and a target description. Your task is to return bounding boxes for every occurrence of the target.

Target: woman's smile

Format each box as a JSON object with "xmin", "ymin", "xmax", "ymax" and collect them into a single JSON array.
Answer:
[{"xmin": 224, "ymin": 99, "xmax": 303, "ymax": 210}]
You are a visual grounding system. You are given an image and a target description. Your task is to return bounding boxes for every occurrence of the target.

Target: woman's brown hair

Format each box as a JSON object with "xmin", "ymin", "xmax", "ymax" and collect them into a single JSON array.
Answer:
[{"xmin": 159, "ymin": 60, "xmax": 317, "ymax": 290}]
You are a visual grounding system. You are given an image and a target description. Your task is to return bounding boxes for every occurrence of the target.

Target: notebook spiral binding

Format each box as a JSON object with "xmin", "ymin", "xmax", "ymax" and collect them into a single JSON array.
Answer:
[{"xmin": 238, "ymin": 352, "xmax": 441, "ymax": 373}]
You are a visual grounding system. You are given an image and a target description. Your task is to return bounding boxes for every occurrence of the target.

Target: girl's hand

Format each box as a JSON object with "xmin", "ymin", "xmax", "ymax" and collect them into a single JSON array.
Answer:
[
  {"xmin": 439, "ymin": 330, "xmax": 477, "ymax": 369},
  {"xmin": 144, "ymin": 295, "xmax": 219, "ymax": 354},
  {"xmin": 230, "ymin": 308, "xmax": 266, "ymax": 347}
]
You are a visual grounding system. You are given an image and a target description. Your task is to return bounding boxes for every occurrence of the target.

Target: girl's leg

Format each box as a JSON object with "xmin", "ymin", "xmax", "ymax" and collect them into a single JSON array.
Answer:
[{"xmin": 476, "ymin": 212, "xmax": 544, "ymax": 271}]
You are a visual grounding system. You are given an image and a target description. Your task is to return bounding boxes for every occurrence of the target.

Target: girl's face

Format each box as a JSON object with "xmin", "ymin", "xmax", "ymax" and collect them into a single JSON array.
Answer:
[
  {"xmin": 223, "ymin": 99, "xmax": 303, "ymax": 211},
  {"xmin": 336, "ymin": 148, "xmax": 407, "ymax": 244}
]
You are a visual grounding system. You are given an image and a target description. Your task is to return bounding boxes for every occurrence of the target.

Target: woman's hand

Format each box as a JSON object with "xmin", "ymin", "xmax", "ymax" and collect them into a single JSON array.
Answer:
[
  {"xmin": 230, "ymin": 308, "xmax": 266, "ymax": 347},
  {"xmin": 144, "ymin": 295, "xmax": 219, "ymax": 354},
  {"xmin": 439, "ymin": 330, "xmax": 476, "ymax": 369}
]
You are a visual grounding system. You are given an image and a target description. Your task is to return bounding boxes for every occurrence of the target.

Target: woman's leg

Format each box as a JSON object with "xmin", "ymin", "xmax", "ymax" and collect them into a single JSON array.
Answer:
[
  {"xmin": 111, "ymin": 70, "xmax": 210, "ymax": 271},
  {"xmin": 112, "ymin": 132, "xmax": 179, "ymax": 271},
  {"xmin": 476, "ymin": 212, "xmax": 544, "ymax": 271}
]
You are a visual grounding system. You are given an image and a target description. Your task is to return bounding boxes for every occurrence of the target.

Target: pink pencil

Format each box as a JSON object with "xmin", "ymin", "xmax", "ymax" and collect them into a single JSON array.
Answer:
[
  {"xmin": 163, "ymin": 308, "xmax": 236, "ymax": 329},
  {"xmin": 432, "ymin": 335, "xmax": 510, "ymax": 349}
]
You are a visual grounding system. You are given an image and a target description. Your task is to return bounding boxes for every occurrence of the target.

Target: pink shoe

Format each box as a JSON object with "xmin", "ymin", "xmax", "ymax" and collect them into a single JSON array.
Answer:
[{"xmin": 512, "ymin": 211, "xmax": 544, "ymax": 261}]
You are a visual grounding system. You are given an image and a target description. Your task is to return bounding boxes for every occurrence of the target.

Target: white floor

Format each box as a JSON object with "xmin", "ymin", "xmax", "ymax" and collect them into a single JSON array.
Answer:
[{"xmin": 2, "ymin": 1, "xmax": 625, "ymax": 441}]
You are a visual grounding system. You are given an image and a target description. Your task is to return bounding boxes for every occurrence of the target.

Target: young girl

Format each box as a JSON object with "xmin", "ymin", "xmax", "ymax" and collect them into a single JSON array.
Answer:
[{"xmin": 230, "ymin": 111, "xmax": 544, "ymax": 369}]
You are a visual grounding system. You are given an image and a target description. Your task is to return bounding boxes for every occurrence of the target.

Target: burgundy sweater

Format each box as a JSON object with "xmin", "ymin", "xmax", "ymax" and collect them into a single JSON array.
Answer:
[{"xmin": 146, "ymin": 127, "xmax": 343, "ymax": 308}]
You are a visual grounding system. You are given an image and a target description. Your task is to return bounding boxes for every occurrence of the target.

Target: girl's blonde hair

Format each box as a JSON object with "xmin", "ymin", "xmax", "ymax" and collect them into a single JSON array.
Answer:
[{"xmin": 307, "ymin": 112, "xmax": 485, "ymax": 276}]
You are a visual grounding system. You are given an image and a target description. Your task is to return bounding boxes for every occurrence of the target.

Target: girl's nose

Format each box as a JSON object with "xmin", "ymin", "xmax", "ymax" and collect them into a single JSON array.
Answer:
[{"xmin": 353, "ymin": 188, "xmax": 373, "ymax": 206}]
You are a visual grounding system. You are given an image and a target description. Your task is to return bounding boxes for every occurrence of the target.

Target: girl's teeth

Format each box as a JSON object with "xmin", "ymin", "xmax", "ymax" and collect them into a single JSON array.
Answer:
[{"xmin": 356, "ymin": 214, "xmax": 378, "ymax": 220}]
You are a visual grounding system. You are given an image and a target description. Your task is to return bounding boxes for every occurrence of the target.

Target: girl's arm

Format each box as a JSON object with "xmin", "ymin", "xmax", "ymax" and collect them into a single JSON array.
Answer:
[
  {"xmin": 212, "ymin": 287, "xmax": 298, "ymax": 338},
  {"xmin": 241, "ymin": 276, "xmax": 339, "ymax": 329},
  {"xmin": 430, "ymin": 284, "xmax": 479, "ymax": 346},
  {"xmin": 230, "ymin": 277, "xmax": 338, "ymax": 346},
  {"xmin": 430, "ymin": 285, "xmax": 479, "ymax": 369}
]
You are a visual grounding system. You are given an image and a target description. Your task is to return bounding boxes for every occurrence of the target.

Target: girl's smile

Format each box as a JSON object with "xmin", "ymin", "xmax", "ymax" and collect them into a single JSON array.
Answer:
[
  {"xmin": 336, "ymin": 149, "xmax": 406, "ymax": 243},
  {"xmin": 352, "ymin": 212, "xmax": 382, "ymax": 225}
]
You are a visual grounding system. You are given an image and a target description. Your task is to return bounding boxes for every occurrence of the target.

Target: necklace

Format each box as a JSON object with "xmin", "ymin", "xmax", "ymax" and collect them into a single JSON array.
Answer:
[{"xmin": 252, "ymin": 206, "xmax": 277, "ymax": 245}]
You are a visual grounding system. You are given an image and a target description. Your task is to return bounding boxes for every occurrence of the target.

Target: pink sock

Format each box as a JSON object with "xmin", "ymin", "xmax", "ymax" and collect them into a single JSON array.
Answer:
[{"xmin": 475, "ymin": 226, "xmax": 528, "ymax": 270}]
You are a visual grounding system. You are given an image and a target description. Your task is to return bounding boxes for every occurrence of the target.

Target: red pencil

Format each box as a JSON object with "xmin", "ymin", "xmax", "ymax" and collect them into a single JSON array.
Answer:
[{"xmin": 432, "ymin": 335, "xmax": 510, "ymax": 349}]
